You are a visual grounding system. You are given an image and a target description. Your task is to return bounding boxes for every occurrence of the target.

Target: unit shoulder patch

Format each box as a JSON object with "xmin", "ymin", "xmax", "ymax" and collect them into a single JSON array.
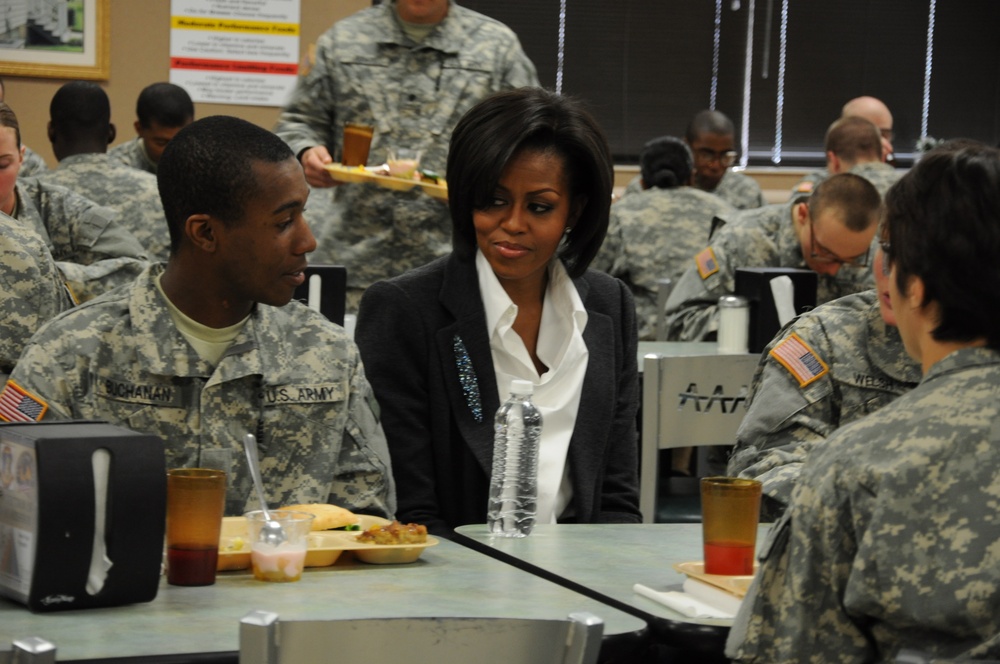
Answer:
[
  {"xmin": 0, "ymin": 380, "xmax": 49, "ymax": 422},
  {"xmin": 695, "ymin": 247, "xmax": 720, "ymax": 280},
  {"xmin": 769, "ymin": 332, "xmax": 829, "ymax": 388}
]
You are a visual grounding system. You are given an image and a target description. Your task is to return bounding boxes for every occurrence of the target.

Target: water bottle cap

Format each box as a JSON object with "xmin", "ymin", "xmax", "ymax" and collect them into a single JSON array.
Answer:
[{"xmin": 509, "ymin": 379, "xmax": 534, "ymax": 396}]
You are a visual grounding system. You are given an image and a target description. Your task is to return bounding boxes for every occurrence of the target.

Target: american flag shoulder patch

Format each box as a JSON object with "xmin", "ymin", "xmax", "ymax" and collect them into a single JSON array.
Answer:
[
  {"xmin": 0, "ymin": 380, "xmax": 49, "ymax": 423},
  {"xmin": 695, "ymin": 247, "xmax": 719, "ymax": 280},
  {"xmin": 769, "ymin": 332, "xmax": 829, "ymax": 388}
]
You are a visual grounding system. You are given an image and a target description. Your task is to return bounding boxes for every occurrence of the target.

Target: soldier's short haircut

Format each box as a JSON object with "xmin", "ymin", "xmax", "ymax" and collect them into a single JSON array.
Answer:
[
  {"xmin": 447, "ymin": 86, "xmax": 613, "ymax": 278},
  {"xmin": 808, "ymin": 173, "xmax": 881, "ymax": 233},
  {"xmin": 157, "ymin": 115, "xmax": 294, "ymax": 253},
  {"xmin": 685, "ymin": 109, "xmax": 735, "ymax": 144},
  {"xmin": 0, "ymin": 102, "xmax": 21, "ymax": 148},
  {"xmin": 825, "ymin": 116, "xmax": 882, "ymax": 163},
  {"xmin": 136, "ymin": 82, "xmax": 194, "ymax": 129},
  {"xmin": 50, "ymin": 81, "xmax": 110, "ymax": 139},
  {"xmin": 885, "ymin": 144, "xmax": 1000, "ymax": 349},
  {"xmin": 640, "ymin": 136, "xmax": 693, "ymax": 190}
]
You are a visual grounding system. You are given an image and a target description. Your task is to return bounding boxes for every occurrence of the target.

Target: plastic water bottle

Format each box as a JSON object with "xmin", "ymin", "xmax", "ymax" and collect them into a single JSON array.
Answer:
[{"xmin": 487, "ymin": 379, "xmax": 542, "ymax": 538}]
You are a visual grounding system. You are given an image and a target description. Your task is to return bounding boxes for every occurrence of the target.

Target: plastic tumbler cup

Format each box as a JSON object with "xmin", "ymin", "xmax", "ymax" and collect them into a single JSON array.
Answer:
[
  {"xmin": 341, "ymin": 122, "xmax": 374, "ymax": 166},
  {"xmin": 700, "ymin": 476, "xmax": 762, "ymax": 575},
  {"xmin": 165, "ymin": 468, "xmax": 226, "ymax": 586},
  {"xmin": 386, "ymin": 148, "xmax": 422, "ymax": 180},
  {"xmin": 247, "ymin": 510, "xmax": 315, "ymax": 582}
]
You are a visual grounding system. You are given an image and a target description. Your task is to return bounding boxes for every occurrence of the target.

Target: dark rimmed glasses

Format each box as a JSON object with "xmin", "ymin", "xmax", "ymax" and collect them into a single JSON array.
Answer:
[
  {"xmin": 692, "ymin": 148, "xmax": 738, "ymax": 168},
  {"xmin": 809, "ymin": 218, "xmax": 871, "ymax": 268}
]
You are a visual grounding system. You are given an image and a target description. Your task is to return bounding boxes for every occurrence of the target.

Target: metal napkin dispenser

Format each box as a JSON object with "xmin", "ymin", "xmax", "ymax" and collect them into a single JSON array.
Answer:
[{"xmin": 0, "ymin": 421, "xmax": 166, "ymax": 612}]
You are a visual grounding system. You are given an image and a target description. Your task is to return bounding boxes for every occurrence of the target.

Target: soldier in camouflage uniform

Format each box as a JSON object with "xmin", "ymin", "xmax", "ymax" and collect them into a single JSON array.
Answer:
[
  {"xmin": 727, "ymin": 144, "xmax": 1000, "ymax": 663},
  {"xmin": 621, "ymin": 168, "xmax": 762, "ymax": 211},
  {"xmin": 0, "ymin": 116, "xmax": 395, "ymax": 518},
  {"xmin": 595, "ymin": 136, "xmax": 734, "ymax": 340},
  {"xmin": 793, "ymin": 160, "xmax": 901, "ymax": 199},
  {"xmin": 109, "ymin": 82, "xmax": 194, "ymax": 176},
  {"xmin": 686, "ymin": 109, "xmax": 766, "ymax": 210},
  {"xmin": 0, "ymin": 103, "xmax": 147, "ymax": 302},
  {"xmin": 0, "ymin": 210, "xmax": 73, "ymax": 382},
  {"xmin": 792, "ymin": 97, "xmax": 901, "ymax": 197},
  {"xmin": 274, "ymin": 0, "xmax": 538, "ymax": 311},
  {"xmin": 664, "ymin": 173, "xmax": 881, "ymax": 341},
  {"xmin": 619, "ymin": 110, "xmax": 767, "ymax": 210},
  {"xmin": 792, "ymin": 116, "xmax": 901, "ymax": 198},
  {"xmin": 727, "ymin": 287, "xmax": 921, "ymax": 516},
  {"xmin": 0, "ymin": 77, "xmax": 48, "ymax": 176},
  {"xmin": 41, "ymin": 82, "xmax": 171, "ymax": 261}
]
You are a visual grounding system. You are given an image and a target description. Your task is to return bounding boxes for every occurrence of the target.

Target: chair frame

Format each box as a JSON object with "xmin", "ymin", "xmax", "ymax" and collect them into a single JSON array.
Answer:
[
  {"xmin": 239, "ymin": 610, "xmax": 604, "ymax": 664},
  {"xmin": 639, "ymin": 352, "xmax": 758, "ymax": 523}
]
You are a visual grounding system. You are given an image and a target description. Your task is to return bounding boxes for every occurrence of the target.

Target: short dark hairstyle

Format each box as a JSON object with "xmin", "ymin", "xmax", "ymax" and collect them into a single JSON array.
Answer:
[
  {"xmin": 808, "ymin": 173, "xmax": 881, "ymax": 232},
  {"xmin": 0, "ymin": 102, "xmax": 21, "ymax": 148},
  {"xmin": 447, "ymin": 87, "xmax": 613, "ymax": 278},
  {"xmin": 685, "ymin": 109, "xmax": 735, "ymax": 144},
  {"xmin": 640, "ymin": 136, "xmax": 693, "ymax": 190},
  {"xmin": 136, "ymin": 82, "xmax": 194, "ymax": 129},
  {"xmin": 157, "ymin": 115, "xmax": 295, "ymax": 253},
  {"xmin": 825, "ymin": 116, "xmax": 882, "ymax": 163},
  {"xmin": 50, "ymin": 81, "xmax": 110, "ymax": 138},
  {"xmin": 886, "ymin": 145, "xmax": 1000, "ymax": 349}
]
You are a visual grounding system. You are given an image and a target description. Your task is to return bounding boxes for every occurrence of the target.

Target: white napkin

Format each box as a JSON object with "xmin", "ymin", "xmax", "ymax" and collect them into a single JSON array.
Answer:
[
  {"xmin": 307, "ymin": 274, "xmax": 323, "ymax": 312},
  {"xmin": 86, "ymin": 448, "xmax": 113, "ymax": 595},
  {"xmin": 770, "ymin": 276, "xmax": 797, "ymax": 326},
  {"xmin": 682, "ymin": 578, "xmax": 743, "ymax": 616},
  {"xmin": 633, "ymin": 583, "xmax": 735, "ymax": 619}
]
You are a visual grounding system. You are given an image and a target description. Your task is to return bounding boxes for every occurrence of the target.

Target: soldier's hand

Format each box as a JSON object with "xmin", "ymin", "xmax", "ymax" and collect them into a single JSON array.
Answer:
[{"xmin": 301, "ymin": 146, "xmax": 339, "ymax": 188}]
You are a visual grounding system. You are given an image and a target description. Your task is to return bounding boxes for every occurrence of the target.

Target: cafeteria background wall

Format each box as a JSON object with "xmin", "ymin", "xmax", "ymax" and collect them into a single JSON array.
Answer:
[{"xmin": 3, "ymin": 0, "xmax": 370, "ymax": 170}]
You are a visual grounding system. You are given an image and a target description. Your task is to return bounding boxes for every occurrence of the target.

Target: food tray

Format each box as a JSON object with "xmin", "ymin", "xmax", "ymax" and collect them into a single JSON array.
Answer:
[
  {"xmin": 218, "ymin": 515, "xmax": 438, "ymax": 570},
  {"xmin": 325, "ymin": 163, "xmax": 448, "ymax": 200},
  {"xmin": 673, "ymin": 561, "xmax": 757, "ymax": 598}
]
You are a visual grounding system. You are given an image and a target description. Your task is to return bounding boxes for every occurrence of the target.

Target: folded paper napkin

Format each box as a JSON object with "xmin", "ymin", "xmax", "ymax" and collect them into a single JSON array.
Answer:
[{"xmin": 632, "ymin": 582, "xmax": 737, "ymax": 619}]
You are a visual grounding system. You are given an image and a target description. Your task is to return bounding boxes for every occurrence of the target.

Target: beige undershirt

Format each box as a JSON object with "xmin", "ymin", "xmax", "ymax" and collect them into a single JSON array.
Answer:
[
  {"xmin": 395, "ymin": 14, "xmax": 439, "ymax": 43},
  {"xmin": 155, "ymin": 274, "xmax": 248, "ymax": 366}
]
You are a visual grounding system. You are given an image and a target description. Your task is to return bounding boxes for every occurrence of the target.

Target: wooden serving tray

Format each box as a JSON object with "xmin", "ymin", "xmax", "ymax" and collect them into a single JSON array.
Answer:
[
  {"xmin": 325, "ymin": 163, "xmax": 448, "ymax": 200},
  {"xmin": 673, "ymin": 561, "xmax": 757, "ymax": 598}
]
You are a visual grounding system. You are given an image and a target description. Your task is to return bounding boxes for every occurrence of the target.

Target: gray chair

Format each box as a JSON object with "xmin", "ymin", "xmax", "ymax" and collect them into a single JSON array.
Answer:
[
  {"xmin": 1, "ymin": 637, "xmax": 56, "ymax": 664},
  {"xmin": 653, "ymin": 277, "xmax": 673, "ymax": 341},
  {"xmin": 239, "ymin": 610, "xmax": 604, "ymax": 664},
  {"xmin": 640, "ymin": 352, "xmax": 759, "ymax": 523}
]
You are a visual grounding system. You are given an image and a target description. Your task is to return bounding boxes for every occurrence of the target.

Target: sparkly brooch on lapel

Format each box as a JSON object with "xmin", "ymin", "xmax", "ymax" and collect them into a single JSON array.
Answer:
[{"xmin": 452, "ymin": 335, "xmax": 483, "ymax": 423}]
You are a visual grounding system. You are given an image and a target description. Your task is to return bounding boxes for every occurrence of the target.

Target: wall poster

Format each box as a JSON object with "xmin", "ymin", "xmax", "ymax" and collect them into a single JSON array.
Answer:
[{"xmin": 169, "ymin": 0, "xmax": 301, "ymax": 107}]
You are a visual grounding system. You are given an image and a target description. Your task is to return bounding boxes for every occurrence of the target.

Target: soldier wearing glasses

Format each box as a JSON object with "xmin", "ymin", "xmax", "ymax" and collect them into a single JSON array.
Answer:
[
  {"xmin": 685, "ymin": 109, "xmax": 766, "ymax": 210},
  {"xmin": 663, "ymin": 173, "xmax": 881, "ymax": 342},
  {"xmin": 621, "ymin": 109, "xmax": 765, "ymax": 210},
  {"xmin": 727, "ymin": 220, "xmax": 920, "ymax": 519},
  {"xmin": 728, "ymin": 143, "xmax": 1000, "ymax": 664}
]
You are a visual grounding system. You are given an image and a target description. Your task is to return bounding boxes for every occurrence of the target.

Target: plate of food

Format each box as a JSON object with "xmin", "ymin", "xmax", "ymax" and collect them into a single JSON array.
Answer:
[
  {"xmin": 324, "ymin": 163, "xmax": 448, "ymax": 200},
  {"xmin": 348, "ymin": 520, "xmax": 438, "ymax": 564},
  {"xmin": 217, "ymin": 504, "xmax": 392, "ymax": 571}
]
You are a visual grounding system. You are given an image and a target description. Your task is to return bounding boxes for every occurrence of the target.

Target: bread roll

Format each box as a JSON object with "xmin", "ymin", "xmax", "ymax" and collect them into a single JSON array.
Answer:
[{"xmin": 281, "ymin": 503, "xmax": 358, "ymax": 531}]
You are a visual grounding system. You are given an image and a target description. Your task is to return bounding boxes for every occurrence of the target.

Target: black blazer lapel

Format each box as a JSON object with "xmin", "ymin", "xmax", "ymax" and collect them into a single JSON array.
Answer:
[
  {"xmin": 569, "ymin": 275, "xmax": 617, "ymax": 513},
  {"xmin": 436, "ymin": 255, "xmax": 499, "ymax": 475}
]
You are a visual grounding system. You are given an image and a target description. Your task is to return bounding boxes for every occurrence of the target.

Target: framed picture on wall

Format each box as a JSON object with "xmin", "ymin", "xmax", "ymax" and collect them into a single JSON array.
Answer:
[{"xmin": 0, "ymin": 0, "xmax": 109, "ymax": 80}]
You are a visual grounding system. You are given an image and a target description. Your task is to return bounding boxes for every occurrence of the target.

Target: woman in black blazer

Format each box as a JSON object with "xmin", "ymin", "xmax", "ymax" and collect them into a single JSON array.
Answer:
[{"xmin": 356, "ymin": 87, "xmax": 641, "ymax": 536}]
